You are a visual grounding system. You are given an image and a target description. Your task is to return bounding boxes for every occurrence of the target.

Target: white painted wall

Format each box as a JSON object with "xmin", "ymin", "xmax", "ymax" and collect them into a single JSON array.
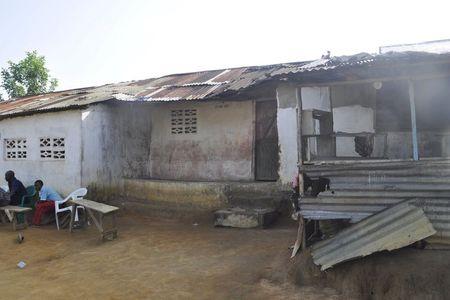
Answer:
[
  {"xmin": 150, "ymin": 100, "xmax": 254, "ymax": 181},
  {"xmin": 81, "ymin": 103, "xmax": 153, "ymax": 188},
  {"xmin": 333, "ymin": 105, "xmax": 374, "ymax": 134},
  {"xmin": 276, "ymin": 85, "xmax": 299, "ymax": 186},
  {"xmin": 301, "ymin": 87, "xmax": 331, "ymax": 112},
  {"xmin": 277, "ymin": 108, "xmax": 298, "ymax": 184},
  {"xmin": 0, "ymin": 110, "xmax": 82, "ymax": 195}
]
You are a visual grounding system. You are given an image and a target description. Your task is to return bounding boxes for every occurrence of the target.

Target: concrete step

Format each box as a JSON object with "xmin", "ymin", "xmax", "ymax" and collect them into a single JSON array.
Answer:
[{"xmin": 213, "ymin": 207, "xmax": 278, "ymax": 228}]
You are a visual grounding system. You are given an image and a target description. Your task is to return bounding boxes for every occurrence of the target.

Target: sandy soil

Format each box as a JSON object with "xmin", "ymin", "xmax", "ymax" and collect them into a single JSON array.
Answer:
[{"xmin": 0, "ymin": 213, "xmax": 339, "ymax": 300}]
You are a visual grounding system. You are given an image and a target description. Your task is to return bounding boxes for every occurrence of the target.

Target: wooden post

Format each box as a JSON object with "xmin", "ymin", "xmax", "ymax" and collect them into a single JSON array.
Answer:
[
  {"xmin": 408, "ymin": 79, "xmax": 419, "ymax": 161},
  {"xmin": 296, "ymin": 87, "xmax": 304, "ymax": 193},
  {"xmin": 291, "ymin": 87, "xmax": 306, "ymax": 258}
]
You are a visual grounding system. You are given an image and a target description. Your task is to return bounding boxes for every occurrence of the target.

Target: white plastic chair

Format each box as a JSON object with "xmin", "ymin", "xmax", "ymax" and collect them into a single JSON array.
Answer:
[{"xmin": 55, "ymin": 188, "xmax": 87, "ymax": 230}]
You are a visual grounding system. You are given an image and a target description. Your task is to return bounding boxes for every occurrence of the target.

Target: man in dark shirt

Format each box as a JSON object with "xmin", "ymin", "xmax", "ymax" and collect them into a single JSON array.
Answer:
[{"xmin": 5, "ymin": 170, "xmax": 26, "ymax": 206}]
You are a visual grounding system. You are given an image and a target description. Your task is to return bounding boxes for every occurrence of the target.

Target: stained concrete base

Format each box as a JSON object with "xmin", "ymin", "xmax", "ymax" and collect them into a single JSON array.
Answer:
[{"xmin": 214, "ymin": 207, "xmax": 278, "ymax": 228}]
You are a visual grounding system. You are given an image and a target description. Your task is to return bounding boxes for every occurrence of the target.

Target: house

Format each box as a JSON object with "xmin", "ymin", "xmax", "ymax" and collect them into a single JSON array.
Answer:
[
  {"xmin": 270, "ymin": 51, "xmax": 450, "ymax": 244},
  {"xmin": 0, "ymin": 65, "xmax": 299, "ymax": 215},
  {"xmin": 2, "ymin": 49, "xmax": 450, "ymax": 223}
]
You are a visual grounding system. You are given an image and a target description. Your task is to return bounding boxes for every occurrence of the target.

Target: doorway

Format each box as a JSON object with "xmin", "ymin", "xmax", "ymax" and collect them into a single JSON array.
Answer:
[{"xmin": 255, "ymin": 100, "xmax": 279, "ymax": 181}]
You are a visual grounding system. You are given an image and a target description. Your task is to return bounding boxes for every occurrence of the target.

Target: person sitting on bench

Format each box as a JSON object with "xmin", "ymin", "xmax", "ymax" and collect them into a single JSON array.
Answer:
[
  {"xmin": 5, "ymin": 170, "xmax": 26, "ymax": 206},
  {"xmin": 33, "ymin": 180, "xmax": 63, "ymax": 226}
]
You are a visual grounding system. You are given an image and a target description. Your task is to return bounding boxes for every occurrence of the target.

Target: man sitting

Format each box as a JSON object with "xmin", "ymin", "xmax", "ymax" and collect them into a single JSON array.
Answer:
[
  {"xmin": 33, "ymin": 180, "xmax": 63, "ymax": 226},
  {"xmin": 4, "ymin": 170, "xmax": 26, "ymax": 206}
]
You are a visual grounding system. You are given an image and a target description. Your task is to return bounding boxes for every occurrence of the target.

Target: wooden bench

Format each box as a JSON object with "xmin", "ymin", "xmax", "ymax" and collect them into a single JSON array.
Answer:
[
  {"xmin": 69, "ymin": 199, "xmax": 119, "ymax": 241},
  {"xmin": 0, "ymin": 206, "xmax": 32, "ymax": 231}
]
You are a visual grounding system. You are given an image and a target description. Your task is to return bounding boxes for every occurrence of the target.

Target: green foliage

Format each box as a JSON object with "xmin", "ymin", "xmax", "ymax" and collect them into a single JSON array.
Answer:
[{"xmin": 1, "ymin": 51, "xmax": 58, "ymax": 99}]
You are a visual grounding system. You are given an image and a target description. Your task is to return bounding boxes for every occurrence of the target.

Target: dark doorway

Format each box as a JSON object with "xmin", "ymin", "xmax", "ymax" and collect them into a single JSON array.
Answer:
[{"xmin": 255, "ymin": 100, "xmax": 279, "ymax": 181}]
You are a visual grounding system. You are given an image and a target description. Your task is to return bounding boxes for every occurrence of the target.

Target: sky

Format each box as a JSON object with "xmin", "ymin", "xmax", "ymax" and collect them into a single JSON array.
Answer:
[{"xmin": 0, "ymin": 0, "xmax": 449, "ymax": 94}]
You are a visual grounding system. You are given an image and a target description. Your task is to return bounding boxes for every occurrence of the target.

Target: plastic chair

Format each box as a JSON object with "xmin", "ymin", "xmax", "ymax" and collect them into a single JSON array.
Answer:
[
  {"xmin": 20, "ymin": 186, "xmax": 37, "ymax": 208},
  {"xmin": 18, "ymin": 186, "xmax": 36, "ymax": 223},
  {"xmin": 55, "ymin": 188, "xmax": 87, "ymax": 230}
]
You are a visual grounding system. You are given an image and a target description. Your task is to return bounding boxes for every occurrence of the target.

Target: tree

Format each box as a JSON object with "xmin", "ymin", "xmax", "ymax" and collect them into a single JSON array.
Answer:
[{"xmin": 1, "ymin": 51, "xmax": 58, "ymax": 99}]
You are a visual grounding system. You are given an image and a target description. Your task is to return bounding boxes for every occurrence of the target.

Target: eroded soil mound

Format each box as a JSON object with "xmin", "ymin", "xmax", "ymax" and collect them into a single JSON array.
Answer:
[{"xmin": 268, "ymin": 247, "xmax": 450, "ymax": 300}]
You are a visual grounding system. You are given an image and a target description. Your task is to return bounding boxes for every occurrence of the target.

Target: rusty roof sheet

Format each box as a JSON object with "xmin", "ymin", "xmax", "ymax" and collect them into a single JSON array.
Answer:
[
  {"xmin": 311, "ymin": 201, "xmax": 436, "ymax": 270},
  {"xmin": 1, "ymin": 51, "xmax": 450, "ymax": 119}
]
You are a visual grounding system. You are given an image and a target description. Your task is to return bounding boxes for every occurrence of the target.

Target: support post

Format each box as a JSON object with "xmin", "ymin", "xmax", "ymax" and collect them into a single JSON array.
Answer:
[
  {"xmin": 296, "ymin": 87, "xmax": 304, "ymax": 195},
  {"xmin": 291, "ymin": 87, "xmax": 306, "ymax": 258},
  {"xmin": 408, "ymin": 80, "xmax": 419, "ymax": 161}
]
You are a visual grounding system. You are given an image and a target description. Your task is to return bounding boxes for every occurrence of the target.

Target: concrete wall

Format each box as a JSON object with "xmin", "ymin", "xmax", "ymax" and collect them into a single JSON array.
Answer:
[
  {"xmin": 333, "ymin": 105, "xmax": 375, "ymax": 134},
  {"xmin": 301, "ymin": 87, "xmax": 331, "ymax": 112},
  {"xmin": 0, "ymin": 110, "xmax": 82, "ymax": 195},
  {"xmin": 276, "ymin": 85, "xmax": 299, "ymax": 185},
  {"xmin": 81, "ymin": 102, "xmax": 152, "ymax": 193},
  {"xmin": 122, "ymin": 178, "xmax": 288, "ymax": 217},
  {"xmin": 331, "ymin": 84, "xmax": 376, "ymax": 157},
  {"xmin": 149, "ymin": 100, "xmax": 254, "ymax": 181}
]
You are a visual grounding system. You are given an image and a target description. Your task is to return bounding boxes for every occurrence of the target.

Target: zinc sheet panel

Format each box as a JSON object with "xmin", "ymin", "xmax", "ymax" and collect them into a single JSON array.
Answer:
[
  {"xmin": 311, "ymin": 202, "xmax": 436, "ymax": 270},
  {"xmin": 144, "ymin": 85, "xmax": 222, "ymax": 101}
]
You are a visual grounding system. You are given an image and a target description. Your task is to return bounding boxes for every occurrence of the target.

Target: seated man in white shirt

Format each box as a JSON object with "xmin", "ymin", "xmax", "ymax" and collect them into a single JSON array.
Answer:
[{"xmin": 32, "ymin": 180, "xmax": 63, "ymax": 225}]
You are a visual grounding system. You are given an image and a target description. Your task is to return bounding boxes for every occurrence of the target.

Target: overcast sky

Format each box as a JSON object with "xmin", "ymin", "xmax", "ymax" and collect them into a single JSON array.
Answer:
[{"xmin": 0, "ymin": 0, "xmax": 449, "ymax": 93}]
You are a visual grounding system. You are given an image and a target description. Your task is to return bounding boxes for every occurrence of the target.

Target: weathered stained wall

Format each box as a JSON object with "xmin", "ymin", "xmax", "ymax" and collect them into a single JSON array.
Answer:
[
  {"xmin": 81, "ymin": 102, "xmax": 152, "ymax": 190},
  {"xmin": 276, "ymin": 85, "xmax": 299, "ymax": 186},
  {"xmin": 301, "ymin": 87, "xmax": 331, "ymax": 112},
  {"xmin": 150, "ymin": 100, "xmax": 254, "ymax": 181},
  {"xmin": 331, "ymin": 84, "xmax": 376, "ymax": 157},
  {"xmin": 0, "ymin": 110, "xmax": 82, "ymax": 195},
  {"xmin": 122, "ymin": 178, "xmax": 288, "ymax": 216}
]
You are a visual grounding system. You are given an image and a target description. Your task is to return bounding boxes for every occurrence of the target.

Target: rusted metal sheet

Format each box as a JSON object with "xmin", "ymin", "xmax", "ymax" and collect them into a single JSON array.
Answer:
[
  {"xmin": 312, "ymin": 201, "xmax": 436, "ymax": 270},
  {"xmin": 2, "ymin": 51, "xmax": 450, "ymax": 119},
  {"xmin": 300, "ymin": 159, "xmax": 450, "ymax": 242},
  {"xmin": 140, "ymin": 85, "xmax": 224, "ymax": 101}
]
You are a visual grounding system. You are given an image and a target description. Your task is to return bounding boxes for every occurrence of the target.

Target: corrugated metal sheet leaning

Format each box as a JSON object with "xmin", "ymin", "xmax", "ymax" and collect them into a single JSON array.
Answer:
[
  {"xmin": 300, "ymin": 158, "xmax": 450, "ymax": 244},
  {"xmin": 311, "ymin": 201, "xmax": 436, "ymax": 271}
]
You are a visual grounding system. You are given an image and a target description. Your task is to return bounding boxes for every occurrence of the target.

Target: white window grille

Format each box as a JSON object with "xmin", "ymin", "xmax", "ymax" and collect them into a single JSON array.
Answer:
[
  {"xmin": 4, "ymin": 138, "xmax": 27, "ymax": 160},
  {"xmin": 171, "ymin": 109, "xmax": 197, "ymax": 134},
  {"xmin": 40, "ymin": 137, "xmax": 65, "ymax": 160}
]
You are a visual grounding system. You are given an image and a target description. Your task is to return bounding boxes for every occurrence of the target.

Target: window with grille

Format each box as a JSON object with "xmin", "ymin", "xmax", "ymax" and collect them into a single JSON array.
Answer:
[
  {"xmin": 171, "ymin": 109, "xmax": 197, "ymax": 134},
  {"xmin": 4, "ymin": 138, "xmax": 27, "ymax": 160},
  {"xmin": 40, "ymin": 137, "xmax": 66, "ymax": 160}
]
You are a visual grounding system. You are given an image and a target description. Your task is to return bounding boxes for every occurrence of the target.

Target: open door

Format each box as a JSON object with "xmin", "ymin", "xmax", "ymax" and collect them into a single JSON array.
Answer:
[{"xmin": 255, "ymin": 100, "xmax": 279, "ymax": 181}]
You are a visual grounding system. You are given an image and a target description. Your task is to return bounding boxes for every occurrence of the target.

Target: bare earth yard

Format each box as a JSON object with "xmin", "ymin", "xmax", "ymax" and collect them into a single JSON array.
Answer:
[{"xmin": 0, "ymin": 213, "xmax": 339, "ymax": 300}]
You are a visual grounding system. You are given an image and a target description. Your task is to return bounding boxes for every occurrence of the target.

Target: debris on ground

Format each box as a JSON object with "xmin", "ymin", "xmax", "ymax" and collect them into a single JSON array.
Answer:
[
  {"xmin": 17, "ymin": 261, "xmax": 26, "ymax": 269},
  {"xmin": 214, "ymin": 207, "xmax": 278, "ymax": 228},
  {"xmin": 16, "ymin": 233, "xmax": 24, "ymax": 244}
]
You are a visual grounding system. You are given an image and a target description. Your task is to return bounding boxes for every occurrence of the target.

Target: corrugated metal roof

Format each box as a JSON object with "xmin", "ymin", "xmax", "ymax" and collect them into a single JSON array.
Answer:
[
  {"xmin": 311, "ymin": 201, "xmax": 436, "ymax": 270},
  {"xmin": 0, "ymin": 67, "xmax": 253, "ymax": 118},
  {"xmin": 1, "ymin": 51, "xmax": 450, "ymax": 118}
]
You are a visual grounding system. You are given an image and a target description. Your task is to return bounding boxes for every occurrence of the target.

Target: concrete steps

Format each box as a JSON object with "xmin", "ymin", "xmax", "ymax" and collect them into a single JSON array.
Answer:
[{"xmin": 213, "ymin": 207, "xmax": 278, "ymax": 228}]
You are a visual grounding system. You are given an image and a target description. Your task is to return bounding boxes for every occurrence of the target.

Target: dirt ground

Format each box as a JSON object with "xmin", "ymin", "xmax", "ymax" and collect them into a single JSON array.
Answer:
[{"xmin": 0, "ymin": 212, "xmax": 339, "ymax": 300}]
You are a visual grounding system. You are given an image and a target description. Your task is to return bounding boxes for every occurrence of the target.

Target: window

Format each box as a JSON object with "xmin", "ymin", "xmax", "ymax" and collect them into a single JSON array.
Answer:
[
  {"xmin": 40, "ymin": 137, "xmax": 65, "ymax": 160},
  {"xmin": 171, "ymin": 109, "xmax": 197, "ymax": 134},
  {"xmin": 4, "ymin": 138, "xmax": 27, "ymax": 160}
]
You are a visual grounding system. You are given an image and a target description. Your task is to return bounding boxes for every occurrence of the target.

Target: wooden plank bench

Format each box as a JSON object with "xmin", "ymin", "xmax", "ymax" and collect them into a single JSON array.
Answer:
[
  {"xmin": 0, "ymin": 206, "xmax": 32, "ymax": 231},
  {"xmin": 69, "ymin": 199, "xmax": 119, "ymax": 241}
]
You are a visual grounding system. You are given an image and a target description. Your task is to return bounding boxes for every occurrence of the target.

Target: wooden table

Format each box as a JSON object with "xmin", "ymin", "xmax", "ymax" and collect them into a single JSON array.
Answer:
[
  {"xmin": 69, "ymin": 199, "xmax": 119, "ymax": 241},
  {"xmin": 0, "ymin": 205, "xmax": 32, "ymax": 231}
]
